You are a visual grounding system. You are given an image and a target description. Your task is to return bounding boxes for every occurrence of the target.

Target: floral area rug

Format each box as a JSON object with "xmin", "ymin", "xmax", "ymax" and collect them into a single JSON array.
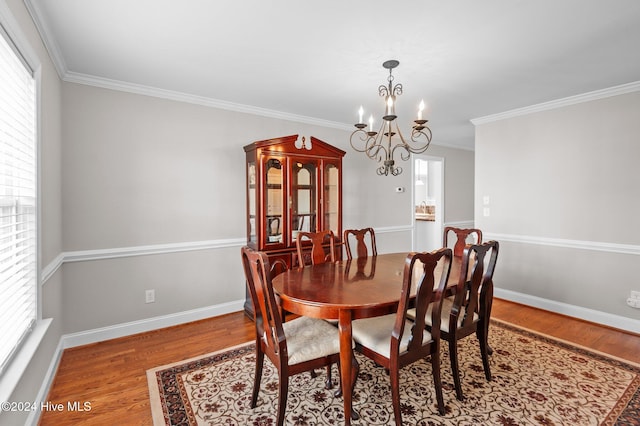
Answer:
[{"xmin": 147, "ymin": 320, "xmax": 640, "ymax": 425}]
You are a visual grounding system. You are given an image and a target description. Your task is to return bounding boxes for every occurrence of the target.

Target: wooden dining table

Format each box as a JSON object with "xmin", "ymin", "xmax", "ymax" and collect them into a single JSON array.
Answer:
[{"xmin": 271, "ymin": 252, "xmax": 463, "ymax": 425}]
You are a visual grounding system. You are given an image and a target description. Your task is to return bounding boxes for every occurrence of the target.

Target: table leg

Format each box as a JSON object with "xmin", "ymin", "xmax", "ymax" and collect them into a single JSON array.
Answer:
[{"xmin": 338, "ymin": 310, "xmax": 359, "ymax": 424}]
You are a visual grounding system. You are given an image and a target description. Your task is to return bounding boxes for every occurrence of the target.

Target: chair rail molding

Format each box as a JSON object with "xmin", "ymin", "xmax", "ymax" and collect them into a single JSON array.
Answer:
[
  {"xmin": 484, "ymin": 232, "xmax": 640, "ymax": 256},
  {"xmin": 41, "ymin": 238, "xmax": 247, "ymax": 285}
]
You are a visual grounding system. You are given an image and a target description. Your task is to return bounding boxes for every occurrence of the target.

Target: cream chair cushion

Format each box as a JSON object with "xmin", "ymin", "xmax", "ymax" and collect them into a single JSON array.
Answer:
[
  {"xmin": 351, "ymin": 314, "xmax": 433, "ymax": 359},
  {"xmin": 276, "ymin": 316, "xmax": 343, "ymax": 365},
  {"xmin": 407, "ymin": 297, "xmax": 479, "ymax": 332}
]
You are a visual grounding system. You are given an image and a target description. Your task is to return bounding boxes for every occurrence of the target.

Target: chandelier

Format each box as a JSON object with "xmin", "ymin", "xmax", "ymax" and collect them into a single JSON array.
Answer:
[{"xmin": 349, "ymin": 60, "xmax": 432, "ymax": 176}]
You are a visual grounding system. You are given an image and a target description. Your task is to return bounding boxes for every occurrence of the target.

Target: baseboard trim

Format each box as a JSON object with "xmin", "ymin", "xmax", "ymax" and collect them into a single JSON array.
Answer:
[
  {"xmin": 495, "ymin": 288, "xmax": 640, "ymax": 334},
  {"xmin": 61, "ymin": 299, "xmax": 245, "ymax": 349}
]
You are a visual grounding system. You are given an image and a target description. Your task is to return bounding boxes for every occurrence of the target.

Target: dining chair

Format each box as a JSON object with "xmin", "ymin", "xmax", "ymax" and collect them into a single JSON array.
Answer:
[
  {"xmin": 241, "ymin": 246, "xmax": 344, "ymax": 426},
  {"xmin": 343, "ymin": 227, "xmax": 377, "ymax": 260},
  {"xmin": 295, "ymin": 230, "xmax": 338, "ymax": 384},
  {"xmin": 422, "ymin": 240, "xmax": 499, "ymax": 401},
  {"xmin": 443, "ymin": 226, "xmax": 482, "ymax": 257},
  {"xmin": 351, "ymin": 248, "xmax": 452, "ymax": 423},
  {"xmin": 295, "ymin": 230, "xmax": 336, "ymax": 266}
]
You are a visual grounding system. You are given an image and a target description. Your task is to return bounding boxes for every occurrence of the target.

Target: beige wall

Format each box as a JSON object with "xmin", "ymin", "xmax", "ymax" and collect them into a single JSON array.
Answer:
[
  {"xmin": 59, "ymin": 82, "xmax": 475, "ymax": 332},
  {"xmin": 475, "ymin": 91, "xmax": 640, "ymax": 328}
]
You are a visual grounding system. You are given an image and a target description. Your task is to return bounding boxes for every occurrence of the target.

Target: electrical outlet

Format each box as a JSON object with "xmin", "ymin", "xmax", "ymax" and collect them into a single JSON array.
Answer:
[
  {"xmin": 627, "ymin": 298, "xmax": 640, "ymax": 309},
  {"xmin": 145, "ymin": 289, "xmax": 155, "ymax": 304}
]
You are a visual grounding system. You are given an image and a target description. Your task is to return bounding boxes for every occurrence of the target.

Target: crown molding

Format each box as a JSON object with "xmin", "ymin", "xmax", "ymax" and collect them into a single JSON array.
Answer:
[
  {"xmin": 63, "ymin": 71, "xmax": 354, "ymax": 131},
  {"xmin": 64, "ymin": 70, "xmax": 473, "ymax": 150},
  {"xmin": 23, "ymin": 0, "xmax": 67, "ymax": 79},
  {"xmin": 471, "ymin": 81, "xmax": 640, "ymax": 125}
]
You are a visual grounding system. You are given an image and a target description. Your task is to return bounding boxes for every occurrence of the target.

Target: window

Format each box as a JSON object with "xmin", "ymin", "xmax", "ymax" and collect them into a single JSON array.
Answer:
[{"xmin": 0, "ymin": 24, "xmax": 37, "ymax": 376}]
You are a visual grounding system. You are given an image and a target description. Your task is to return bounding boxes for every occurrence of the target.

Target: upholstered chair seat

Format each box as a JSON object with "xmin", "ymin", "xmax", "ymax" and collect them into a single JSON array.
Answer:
[
  {"xmin": 352, "ymin": 314, "xmax": 433, "ymax": 359},
  {"xmin": 279, "ymin": 316, "xmax": 344, "ymax": 365}
]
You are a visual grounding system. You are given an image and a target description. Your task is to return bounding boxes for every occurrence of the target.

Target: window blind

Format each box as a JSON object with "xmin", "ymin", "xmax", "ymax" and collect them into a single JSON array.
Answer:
[{"xmin": 0, "ymin": 26, "xmax": 37, "ymax": 376}]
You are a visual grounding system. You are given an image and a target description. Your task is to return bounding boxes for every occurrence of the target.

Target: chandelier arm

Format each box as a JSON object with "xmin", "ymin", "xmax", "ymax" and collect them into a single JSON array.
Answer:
[
  {"xmin": 393, "ymin": 83, "xmax": 403, "ymax": 97},
  {"xmin": 390, "ymin": 124, "xmax": 414, "ymax": 162},
  {"xmin": 349, "ymin": 129, "xmax": 371, "ymax": 153},
  {"xmin": 365, "ymin": 142, "xmax": 387, "ymax": 162},
  {"xmin": 409, "ymin": 126, "xmax": 433, "ymax": 153}
]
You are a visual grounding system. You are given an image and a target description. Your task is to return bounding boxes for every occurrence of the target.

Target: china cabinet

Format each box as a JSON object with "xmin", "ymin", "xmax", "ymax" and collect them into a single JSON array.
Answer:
[{"xmin": 243, "ymin": 134, "xmax": 345, "ymax": 317}]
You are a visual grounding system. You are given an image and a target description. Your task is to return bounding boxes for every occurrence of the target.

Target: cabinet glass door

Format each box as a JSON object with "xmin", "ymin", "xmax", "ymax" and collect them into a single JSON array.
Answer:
[
  {"xmin": 265, "ymin": 158, "xmax": 283, "ymax": 246},
  {"xmin": 247, "ymin": 162, "xmax": 256, "ymax": 243},
  {"xmin": 291, "ymin": 160, "xmax": 317, "ymax": 241},
  {"xmin": 324, "ymin": 162, "xmax": 340, "ymax": 236}
]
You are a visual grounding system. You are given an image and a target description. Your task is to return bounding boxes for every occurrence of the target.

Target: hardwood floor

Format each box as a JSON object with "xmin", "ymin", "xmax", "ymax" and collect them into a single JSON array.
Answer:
[{"xmin": 38, "ymin": 298, "xmax": 640, "ymax": 425}]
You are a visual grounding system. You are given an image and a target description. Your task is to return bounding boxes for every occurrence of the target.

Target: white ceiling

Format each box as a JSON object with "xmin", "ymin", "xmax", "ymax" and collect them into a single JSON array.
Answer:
[{"xmin": 26, "ymin": 0, "xmax": 640, "ymax": 150}]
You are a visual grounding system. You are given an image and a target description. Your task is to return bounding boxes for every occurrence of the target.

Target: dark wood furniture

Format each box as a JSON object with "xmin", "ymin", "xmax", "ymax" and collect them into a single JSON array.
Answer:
[
  {"xmin": 271, "ymin": 252, "xmax": 464, "ymax": 425},
  {"xmin": 241, "ymin": 246, "xmax": 343, "ymax": 426},
  {"xmin": 351, "ymin": 249, "xmax": 452, "ymax": 424},
  {"xmin": 343, "ymin": 227, "xmax": 377, "ymax": 259},
  {"xmin": 296, "ymin": 230, "xmax": 336, "ymax": 266},
  {"xmin": 443, "ymin": 226, "xmax": 483, "ymax": 257},
  {"xmin": 426, "ymin": 240, "xmax": 499, "ymax": 400},
  {"xmin": 244, "ymin": 134, "xmax": 345, "ymax": 317},
  {"xmin": 295, "ymin": 229, "xmax": 338, "ymax": 386}
]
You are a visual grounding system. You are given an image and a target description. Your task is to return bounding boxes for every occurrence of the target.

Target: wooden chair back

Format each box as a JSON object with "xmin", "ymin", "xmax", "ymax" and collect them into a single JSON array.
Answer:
[
  {"xmin": 241, "ymin": 246, "xmax": 342, "ymax": 425},
  {"xmin": 395, "ymin": 248, "xmax": 452, "ymax": 362},
  {"xmin": 343, "ymin": 228, "xmax": 377, "ymax": 260},
  {"xmin": 241, "ymin": 246, "xmax": 286, "ymax": 360},
  {"xmin": 443, "ymin": 226, "xmax": 483, "ymax": 257},
  {"xmin": 352, "ymin": 248, "xmax": 452, "ymax": 422},
  {"xmin": 296, "ymin": 230, "xmax": 336, "ymax": 266},
  {"xmin": 452, "ymin": 240, "xmax": 499, "ymax": 331},
  {"xmin": 443, "ymin": 240, "xmax": 499, "ymax": 401}
]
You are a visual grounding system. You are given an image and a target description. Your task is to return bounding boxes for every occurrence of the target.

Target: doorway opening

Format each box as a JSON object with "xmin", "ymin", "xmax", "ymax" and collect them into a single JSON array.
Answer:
[{"xmin": 413, "ymin": 156, "xmax": 444, "ymax": 252}]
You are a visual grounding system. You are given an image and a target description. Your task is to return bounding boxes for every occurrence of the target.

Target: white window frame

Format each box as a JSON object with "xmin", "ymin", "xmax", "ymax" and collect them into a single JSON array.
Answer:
[{"xmin": 0, "ymin": 2, "xmax": 50, "ymax": 404}]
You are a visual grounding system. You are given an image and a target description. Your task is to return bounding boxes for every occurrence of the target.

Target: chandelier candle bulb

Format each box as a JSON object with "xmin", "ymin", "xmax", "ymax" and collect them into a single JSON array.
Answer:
[
  {"xmin": 418, "ymin": 100, "xmax": 425, "ymax": 120},
  {"xmin": 369, "ymin": 115, "xmax": 373, "ymax": 131},
  {"xmin": 358, "ymin": 106, "xmax": 364, "ymax": 124}
]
